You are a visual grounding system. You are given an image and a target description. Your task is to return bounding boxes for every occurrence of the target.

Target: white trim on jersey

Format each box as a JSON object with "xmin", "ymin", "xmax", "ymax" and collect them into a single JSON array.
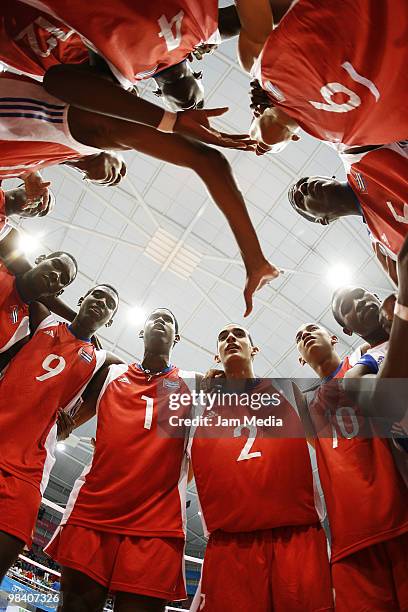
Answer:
[
  {"xmin": 0, "ymin": 222, "xmax": 12, "ymax": 242},
  {"xmin": 95, "ymin": 362, "xmax": 128, "ymax": 414},
  {"xmin": 63, "ymin": 348, "xmax": 107, "ymax": 414},
  {"xmin": 34, "ymin": 313, "xmax": 58, "ymax": 333},
  {"xmin": 0, "ymin": 314, "xmax": 30, "ymax": 353},
  {"xmin": 40, "ymin": 421, "xmax": 57, "ymax": 495}
]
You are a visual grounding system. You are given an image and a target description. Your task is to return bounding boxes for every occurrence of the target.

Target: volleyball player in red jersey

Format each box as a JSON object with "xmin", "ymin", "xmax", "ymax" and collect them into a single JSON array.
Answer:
[
  {"xmin": 10, "ymin": 0, "xmax": 253, "ymax": 149},
  {"xmin": 240, "ymin": 0, "xmax": 408, "ymax": 151},
  {"xmin": 0, "ymin": 283, "xmax": 119, "ymax": 581},
  {"xmin": 190, "ymin": 323, "xmax": 332, "ymax": 612},
  {"xmin": 0, "ymin": 249, "xmax": 77, "ymax": 363},
  {"xmin": 288, "ymin": 142, "xmax": 408, "ymax": 276},
  {"xmin": 46, "ymin": 308, "xmax": 200, "ymax": 612},
  {"xmin": 296, "ymin": 321, "xmax": 408, "ymax": 610},
  {"xmin": 0, "ymin": 73, "xmax": 278, "ymax": 312}
]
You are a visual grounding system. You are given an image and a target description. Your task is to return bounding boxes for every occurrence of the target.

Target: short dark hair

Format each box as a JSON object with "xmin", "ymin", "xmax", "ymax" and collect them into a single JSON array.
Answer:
[
  {"xmin": 331, "ymin": 288, "xmax": 346, "ymax": 328},
  {"xmin": 287, "ymin": 183, "xmax": 316, "ymax": 223},
  {"xmin": 217, "ymin": 327, "xmax": 254, "ymax": 348},
  {"xmin": 43, "ymin": 251, "xmax": 78, "ymax": 281},
  {"xmin": 146, "ymin": 308, "xmax": 179, "ymax": 334},
  {"xmin": 84, "ymin": 284, "xmax": 120, "ymax": 314}
]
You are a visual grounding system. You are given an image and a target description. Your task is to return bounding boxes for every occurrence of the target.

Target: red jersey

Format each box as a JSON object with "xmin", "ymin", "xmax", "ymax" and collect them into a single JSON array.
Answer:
[
  {"xmin": 0, "ymin": 189, "xmax": 11, "ymax": 241},
  {"xmin": 306, "ymin": 353, "xmax": 408, "ymax": 562},
  {"xmin": 257, "ymin": 0, "xmax": 408, "ymax": 146},
  {"xmin": 0, "ymin": 315, "xmax": 106, "ymax": 493},
  {"xmin": 190, "ymin": 380, "xmax": 320, "ymax": 534},
  {"xmin": 0, "ymin": 73, "xmax": 99, "ymax": 179},
  {"xmin": 58, "ymin": 363, "xmax": 196, "ymax": 537},
  {"xmin": 341, "ymin": 143, "xmax": 408, "ymax": 258},
  {"xmin": 0, "ymin": 2, "xmax": 88, "ymax": 79},
  {"xmin": 0, "ymin": 263, "xmax": 30, "ymax": 353},
  {"xmin": 19, "ymin": 0, "xmax": 219, "ymax": 88}
]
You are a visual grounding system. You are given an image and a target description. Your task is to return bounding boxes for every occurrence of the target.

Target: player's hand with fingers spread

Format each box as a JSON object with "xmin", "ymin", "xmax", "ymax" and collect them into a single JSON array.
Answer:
[
  {"xmin": 244, "ymin": 259, "xmax": 280, "ymax": 317},
  {"xmin": 174, "ymin": 107, "xmax": 256, "ymax": 151},
  {"xmin": 22, "ymin": 171, "xmax": 51, "ymax": 211},
  {"xmin": 56, "ymin": 409, "xmax": 76, "ymax": 441}
]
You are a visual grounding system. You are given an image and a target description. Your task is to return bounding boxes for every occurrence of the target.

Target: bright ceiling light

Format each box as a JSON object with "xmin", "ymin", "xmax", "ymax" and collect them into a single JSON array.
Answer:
[
  {"xmin": 18, "ymin": 232, "xmax": 42, "ymax": 254},
  {"xmin": 326, "ymin": 263, "xmax": 352, "ymax": 289},
  {"xmin": 56, "ymin": 442, "xmax": 66, "ymax": 452},
  {"xmin": 127, "ymin": 305, "xmax": 146, "ymax": 326}
]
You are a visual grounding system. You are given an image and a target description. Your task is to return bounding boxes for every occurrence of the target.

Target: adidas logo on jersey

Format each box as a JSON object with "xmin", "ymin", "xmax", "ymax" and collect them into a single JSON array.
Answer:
[
  {"xmin": 9, "ymin": 305, "xmax": 19, "ymax": 324},
  {"xmin": 44, "ymin": 330, "xmax": 55, "ymax": 337},
  {"xmin": 78, "ymin": 347, "xmax": 93, "ymax": 363},
  {"xmin": 118, "ymin": 376, "xmax": 130, "ymax": 384}
]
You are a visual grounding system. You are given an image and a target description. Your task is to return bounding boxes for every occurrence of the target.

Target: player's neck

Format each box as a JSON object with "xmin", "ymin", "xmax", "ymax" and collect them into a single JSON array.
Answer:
[
  {"xmin": 14, "ymin": 274, "xmax": 36, "ymax": 304},
  {"xmin": 224, "ymin": 360, "xmax": 255, "ymax": 380},
  {"xmin": 338, "ymin": 183, "xmax": 361, "ymax": 216},
  {"xmin": 314, "ymin": 353, "xmax": 341, "ymax": 379},
  {"xmin": 141, "ymin": 351, "xmax": 171, "ymax": 374},
  {"xmin": 69, "ymin": 318, "xmax": 94, "ymax": 340},
  {"xmin": 363, "ymin": 328, "xmax": 389, "ymax": 347}
]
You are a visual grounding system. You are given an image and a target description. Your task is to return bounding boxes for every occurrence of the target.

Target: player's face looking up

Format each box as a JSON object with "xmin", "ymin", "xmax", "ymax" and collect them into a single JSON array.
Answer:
[
  {"xmin": 332, "ymin": 286, "xmax": 381, "ymax": 338},
  {"xmin": 29, "ymin": 253, "xmax": 77, "ymax": 297},
  {"xmin": 295, "ymin": 323, "xmax": 337, "ymax": 366},
  {"xmin": 78, "ymin": 285, "xmax": 119, "ymax": 329},
  {"xmin": 154, "ymin": 62, "xmax": 205, "ymax": 111},
  {"xmin": 142, "ymin": 308, "xmax": 180, "ymax": 350},
  {"xmin": 288, "ymin": 177, "xmax": 346, "ymax": 225},
  {"xmin": 216, "ymin": 324, "xmax": 256, "ymax": 366}
]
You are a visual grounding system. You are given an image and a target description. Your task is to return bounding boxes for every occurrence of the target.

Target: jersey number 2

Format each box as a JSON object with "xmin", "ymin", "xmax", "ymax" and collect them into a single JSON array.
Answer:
[{"xmin": 234, "ymin": 425, "xmax": 262, "ymax": 461}]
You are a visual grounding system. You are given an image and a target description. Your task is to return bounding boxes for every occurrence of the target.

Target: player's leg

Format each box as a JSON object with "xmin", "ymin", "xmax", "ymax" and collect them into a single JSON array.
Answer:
[
  {"xmin": 110, "ymin": 536, "xmax": 185, "ymax": 612},
  {"xmin": 114, "ymin": 592, "xmax": 166, "ymax": 612},
  {"xmin": 331, "ymin": 542, "xmax": 399, "ymax": 612},
  {"xmin": 196, "ymin": 530, "xmax": 270, "ymax": 612},
  {"xmin": 271, "ymin": 523, "xmax": 333, "ymax": 611},
  {"xmin": 59, "ymin": 566, "xmax": 109, "ymax": 612},
  {"xmin": 0, "ymin": 531, "xmax": 25, "ymax": 582},
  {"xmin": 386, "ymin": 531, "xmax": 408, "ymax": 610},
  {"xmin": 46, "ymin": 525, "xmax": 114, "ymax": 612},
  {"xmin": 0, "ymin": 468, "xmax": 42, "ymax": 580}
]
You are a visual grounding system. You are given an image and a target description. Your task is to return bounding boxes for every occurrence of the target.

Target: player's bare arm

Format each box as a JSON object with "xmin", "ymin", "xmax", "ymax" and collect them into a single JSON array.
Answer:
[
  {"xmin": 43, "ymin": 63, "xmax": 254, "ymax": 151},
  {"xmin": 73, "ymin": 354, "xmax": 125, "ymax": 430},
  {"xmin": 68, "ymin": 109, "xmax": 278, "ymax": 313},
  {"xmin": 236, "ymin": 0, "xmax": 274, "ymax": 72}
]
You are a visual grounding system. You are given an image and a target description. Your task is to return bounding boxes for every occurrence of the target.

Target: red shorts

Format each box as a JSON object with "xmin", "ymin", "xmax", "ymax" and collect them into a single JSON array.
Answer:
[
  {"xmin": 192, "ymin": 524, "xmax": 333, "ymax": 612},
  {"xmin": 45, "ymin": 524, "xmax": 186, "ymax": 600},
  {"xmin": 332, "ymin": 532, "xmax": 408, "ymax": 611},
  {"xmin": 0, "ymin": 468, "xmax": 41, "ymax": 547}
]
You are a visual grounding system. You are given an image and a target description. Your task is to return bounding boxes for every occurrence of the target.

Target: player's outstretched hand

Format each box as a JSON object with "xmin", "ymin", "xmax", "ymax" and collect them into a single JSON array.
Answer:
[
  {"xmin": 188, "ymin": 43, "xmax": 218, "ymax": 61},
  {"xmin": 83, "ymin": 152, "xmax": 127, "ymax": 186},
  {"xmin": 56, "ymin": 409, "xmax": 75, "ymax": 441},
  {"xmin": 244, "ymin": 259, "xmax": 280, "ymax": 317},
  {"xmin": 22, "ymin": 171, "xmax": 51, "ymax": 212},
  {"xmin": 249, "ymin": 80, "xmax": 272, "ymax": 118},
  {"xmin": 174, "ymin": 107, "xmax": 256, "ymax": 151}
]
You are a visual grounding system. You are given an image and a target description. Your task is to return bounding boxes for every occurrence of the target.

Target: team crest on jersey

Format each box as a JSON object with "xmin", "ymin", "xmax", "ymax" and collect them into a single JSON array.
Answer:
[
  {"xmin": 118, "ymin": 376, "xmax": 131, "ymax": 384},
  {"xmin": 78, "ymin": 346, "xmax": 94, "ymax": 363},
  {"xmin": 44, "ymin": 330, "xmax": 55, "ymax": 337},
  {"xmin": 264, "ymin": 81, "xmax": 286, "ymax": 102},
  {"xmin": 163, "ymin": 379, "xmax": 180, "ymax": 389},
  {"xmin": 9, "ymin": 305, "xmax": 19, "ymax": 324}
]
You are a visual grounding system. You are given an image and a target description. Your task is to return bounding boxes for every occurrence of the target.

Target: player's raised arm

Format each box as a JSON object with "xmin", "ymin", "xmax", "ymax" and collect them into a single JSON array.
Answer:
[
  {"xmin": 43, "ymin": 64, "xmax": 254, "ymax": 151},
  {"xmin": 235, "ymin": 0, "xmax": 274, "ymax": 72},
  {"xmin": 83, "ymin": 119, "xmax": 278, "ymax": 314}
]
